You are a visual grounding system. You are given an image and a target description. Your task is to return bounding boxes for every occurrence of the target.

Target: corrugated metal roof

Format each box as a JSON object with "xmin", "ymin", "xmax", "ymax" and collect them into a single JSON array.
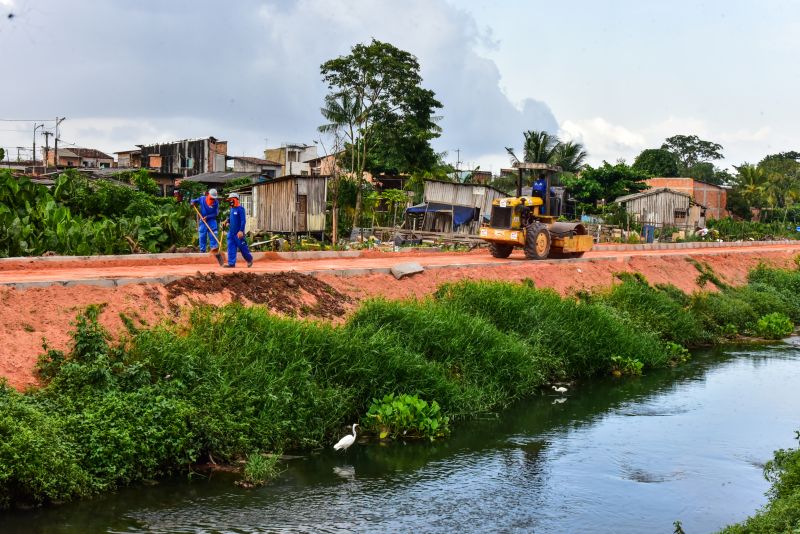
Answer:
[
  {"xmin": 181, "ymin": 171, "xmax": 255, "ymax": 184},
  {"xmin": 615, "ymin": 187, "xmax": 692, "ymax": 203}
]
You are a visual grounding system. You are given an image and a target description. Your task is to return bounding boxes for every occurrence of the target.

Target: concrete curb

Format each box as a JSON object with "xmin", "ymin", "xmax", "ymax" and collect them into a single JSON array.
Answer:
[
  {"xmin": 0, "ymin": 249, "xmax": 363, "ymax": 265},
  {"xmin": 593, "ymin": 240, "xmax": 795, "ymax": 252}
]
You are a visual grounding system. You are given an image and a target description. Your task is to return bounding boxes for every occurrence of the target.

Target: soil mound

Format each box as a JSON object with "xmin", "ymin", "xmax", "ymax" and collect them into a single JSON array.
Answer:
[{"xmin": 165, "ymin": 272, "xmax": 351, "ymax": 319}]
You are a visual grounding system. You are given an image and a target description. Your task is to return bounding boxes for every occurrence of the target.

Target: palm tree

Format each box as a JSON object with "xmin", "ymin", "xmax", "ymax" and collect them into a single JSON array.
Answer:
[
  {"xmin": 522, "ymin": 130, "xmax": 560, "ymax": 164},
  {"xmin": 553, "ymin": 141, "xmax": 588, "ymax": 173},
  {"xmin": 734, "ymin": 164, "xmax": 767, "ymax": 220}
]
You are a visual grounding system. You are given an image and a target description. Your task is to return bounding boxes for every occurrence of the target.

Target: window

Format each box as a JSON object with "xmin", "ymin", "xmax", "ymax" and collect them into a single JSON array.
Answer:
[{"xmin": 674, "ymin": 209, "xmax": 687, "ymax": 221}]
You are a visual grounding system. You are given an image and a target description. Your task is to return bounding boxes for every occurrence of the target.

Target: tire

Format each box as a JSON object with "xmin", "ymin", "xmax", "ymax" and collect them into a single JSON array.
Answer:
[
  {"xmin": 524, "ymin": 224, "xmax": 551, "ymax": 260},
  {"xmin": 489, "ymin": 242, "xmax": 514, "ymax": 258}
]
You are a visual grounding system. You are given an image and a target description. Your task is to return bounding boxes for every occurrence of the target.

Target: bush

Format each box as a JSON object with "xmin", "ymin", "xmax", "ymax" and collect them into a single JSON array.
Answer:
[
  {"xmin": 240, "ymin": 452, "xmax": 282, "ymax": 488},
  {"xmin": 434, "ymin": 280, "xmax": 671, "ymax": 377},
  {"xmin": 365, "ymin": 393, "xmax": 450, "ymax": 441},
  {"xmin": 756, "ymin": 313, "xmax": 794, "ymax": 340}
]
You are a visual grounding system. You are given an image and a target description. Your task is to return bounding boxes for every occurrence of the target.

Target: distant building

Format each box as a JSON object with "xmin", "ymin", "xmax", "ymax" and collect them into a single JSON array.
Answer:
[
  {"xmin": 404, "ymin": 180, "xmax": 508, "ymax": 234},
  {"xmin": 644, "ymin": 177, "xmax": 728, "ymax": 219},
  {"xmin": 615, "ymin": 187, "xmax": 706, "ymax": 229},
  {"xmin": 47, "ymin": 147, "xmax": 114, "ymax": 168},
  {"xmin": 264, "ymin": 143, "xmax": 318, "ymax": 176},
  {"xmin": 115, "ymin": 149, "xmax": 141, "ymax": 168},
  {"xmin": 228, "ymin": 156, "xmax": 282, "ymax": 178},
  {"xmin": 128, "ymin": 137, "xmax": 228, "ymax": 196}
]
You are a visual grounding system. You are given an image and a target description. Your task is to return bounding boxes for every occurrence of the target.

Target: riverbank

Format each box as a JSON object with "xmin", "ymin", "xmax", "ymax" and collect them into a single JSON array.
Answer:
[
  {"xmin": 2, "ymin": 247, "xmax": 799, "ymax": 390},
  {"xmin": 2, "ymin": 261, "xmax": 799, "ymax": 514}
]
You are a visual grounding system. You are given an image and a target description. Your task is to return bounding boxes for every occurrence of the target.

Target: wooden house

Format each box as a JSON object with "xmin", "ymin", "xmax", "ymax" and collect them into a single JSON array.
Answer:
[
  {"xmin": 615, "ymin": 188, "xmax": 706, "ymax": 229},
  {"xmin": 237, "ymin": 175, "xmax": 328, "ymax": 236},
  {"xmin": 404, "ymin": 180, "xmax": 508, "ymax": 234}
]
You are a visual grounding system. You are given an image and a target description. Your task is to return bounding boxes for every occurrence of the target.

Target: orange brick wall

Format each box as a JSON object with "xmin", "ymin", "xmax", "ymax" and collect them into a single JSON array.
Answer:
[{"xmin": 645, "ymin": 178, "xmax": 728, "ymax": 219}]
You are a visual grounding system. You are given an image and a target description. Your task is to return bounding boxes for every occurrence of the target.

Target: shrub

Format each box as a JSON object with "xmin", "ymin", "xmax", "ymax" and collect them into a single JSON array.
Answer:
[
  {"xmin": 609, "ymin": 356, "xmax": 644, "ymax": 376},
  {"xmin": 434, "ymin": 280, "xmax": 671, "ymax": 377},
  {"xmin": 240, "ymin": 452, "xmax": 282, "ymax": 488},
  {"xmin": 365, "ymin": 393, "xmax": 450, "ymax": 441},
  {"xmin": 756, "ymin": 313, "xmax": 794, "ymax": 340}
]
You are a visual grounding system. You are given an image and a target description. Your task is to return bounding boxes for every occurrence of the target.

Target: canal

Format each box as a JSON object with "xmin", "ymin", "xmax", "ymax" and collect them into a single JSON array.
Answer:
[{"xmin": 5, "ymin": 338, "xmax": 800, "ymax": 533}]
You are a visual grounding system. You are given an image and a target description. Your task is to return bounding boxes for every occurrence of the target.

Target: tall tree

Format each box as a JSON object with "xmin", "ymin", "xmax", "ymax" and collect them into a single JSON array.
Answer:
[
  {"xmin": 632, "ymin": 148, "xmax": 679, "ymax": 177},
  {"xmin": 560, "ymin": 161, "xmax": 649, "ymax": 211},
  {"xmin": 320, "ymin": 39, "xmax": 442, "ymax": 230},
  {"xmin": 521, "ymin": 130, "xmax": 560, "ymax": 164},
  {"xmin": 661, "ymin": 134, "xmax": 724, "ymax": 170}
]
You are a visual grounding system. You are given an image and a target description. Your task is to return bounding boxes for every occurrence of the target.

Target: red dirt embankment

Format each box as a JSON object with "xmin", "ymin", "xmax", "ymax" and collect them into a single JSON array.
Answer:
[{"xmin": 1, "ymin": 248, "xmax": 797, "ymax": 391}]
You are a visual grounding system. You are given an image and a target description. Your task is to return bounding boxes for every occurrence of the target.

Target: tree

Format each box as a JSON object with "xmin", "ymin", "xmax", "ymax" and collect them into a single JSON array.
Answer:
[
  {"xmin": 320, "ymin": 39, "xmax": 442, "ymax": 230},
  {"xmin": 632, "ymin": 149, "xmax": 679, "ymax": 177},
  {"xmin": 521, "ymin": 130, "xmax": 560, "ymax": 164},
  {"xmin": 553, "ymin": 141, "xmax": 587, "ymax": 173},
  {"xmin": 0, "ymin": 148, "xmax": 4, "ymax": 163},
  {"xmin": 661, "ymin": 134, "xmax": 724, "ymax": 171},
  {"xmin": 560, "ymin": 161, "xmax": 650, "ymax": 212}
]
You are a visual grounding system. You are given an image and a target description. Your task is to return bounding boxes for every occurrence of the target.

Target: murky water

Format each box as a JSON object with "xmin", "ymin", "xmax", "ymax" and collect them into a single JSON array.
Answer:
[{"xmin": 5, "ymin": 339, "xmax": 800, "ymax": 533}]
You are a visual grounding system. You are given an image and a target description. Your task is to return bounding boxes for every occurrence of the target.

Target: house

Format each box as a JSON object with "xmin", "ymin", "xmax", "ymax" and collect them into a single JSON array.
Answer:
[
  {"xmin": 644, "ymin": 177, "xmax": 728, "ymax": 219},
  {"xmin": 405, "ymin": 180, "xmax": 508, "ymax": 234},
  {"xmin": 615, "ymin": 188, "xmax": 706, "ymax": 229},
  {"xmin": 307, "ymin": 153, "xmax": 339, "ymax": 177},
  {"xmin": 47, "ymin": 148, "xmax": 114, "ymax": 168},
  {"xmin": 115, "ymin": 149, "xmax": 141, "ymax": 168},
  {"xmin": 228, "ymin": 156, "xmax": 282, "ymax": 178},
  {"xmin": 132, "ymin": 137, "xmax": 228, "ymax": 196},
  {"xmin": 235, "ymin": 175, "xmax": 328, "ymax": 236},
  {"xmin": 264, "ymin": 143, "xmax": 318, "ymax": 176}
]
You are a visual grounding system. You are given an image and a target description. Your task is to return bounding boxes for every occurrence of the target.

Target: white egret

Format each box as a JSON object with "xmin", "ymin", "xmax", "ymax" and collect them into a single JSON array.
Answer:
[
  {"xmin": 552, "ymin": 385, "xmax": 568, "ymax": 394},
  {"xmin": 333, "ymin": 423, "xmax": 359, "ymax": 451}
]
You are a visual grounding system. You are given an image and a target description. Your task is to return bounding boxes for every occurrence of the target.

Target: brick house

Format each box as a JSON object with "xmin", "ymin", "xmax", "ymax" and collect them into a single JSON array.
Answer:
[
  {"xmin": 47, "ymin": 147, "xmax": 114, "ymax": 168},
  {"xmin": 644, "ymin": 177, "xmax": 728, "ymax": 219}
]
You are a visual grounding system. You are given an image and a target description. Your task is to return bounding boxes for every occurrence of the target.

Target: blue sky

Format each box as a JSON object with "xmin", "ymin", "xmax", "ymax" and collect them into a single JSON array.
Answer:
[{"xmin": 0, "ymin": 0, "xmax": 797, "ymax": 173}]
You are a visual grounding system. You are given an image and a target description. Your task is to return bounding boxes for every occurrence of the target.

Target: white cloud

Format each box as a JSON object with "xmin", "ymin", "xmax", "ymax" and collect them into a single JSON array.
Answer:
[
  {"xmin": 0, "ymin": 0, "xmax": 558, "ymax": 167},
  {"xmin": 560, "ymin": 118, "xmax": 647, "ymax": 165}
]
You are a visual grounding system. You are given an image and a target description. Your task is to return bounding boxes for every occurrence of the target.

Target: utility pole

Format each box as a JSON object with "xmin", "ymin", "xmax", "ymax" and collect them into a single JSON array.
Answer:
[
  {"xmin": 16, "ymin": 147, "xmax": 23, "ymax": 162},
  {"xmin": 54, "ymin": 117, "xmax": 65, "ymax": 170},
  {"xmin": 33, "ymin": 123, "xmax": 43, "ymax": 168},
  {"xmin": 42, "ymin": 130, "xmax": 52, "ymax": 173}
]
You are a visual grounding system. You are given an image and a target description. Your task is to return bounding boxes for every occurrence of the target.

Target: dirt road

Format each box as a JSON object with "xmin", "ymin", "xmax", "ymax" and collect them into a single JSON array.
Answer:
[{"xmin": 2, "ymin": 242, "xmax": 800, "ymax": 287}]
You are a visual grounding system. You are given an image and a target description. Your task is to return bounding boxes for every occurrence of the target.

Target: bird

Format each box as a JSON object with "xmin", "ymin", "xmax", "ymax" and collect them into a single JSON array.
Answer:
[
  {"xmin": 333, "ymin": 423, "xmax": 358, "ymax": 451},
  {"xmin": 552, "ymin": 385, "xmax": 568, "ymax": 394}
]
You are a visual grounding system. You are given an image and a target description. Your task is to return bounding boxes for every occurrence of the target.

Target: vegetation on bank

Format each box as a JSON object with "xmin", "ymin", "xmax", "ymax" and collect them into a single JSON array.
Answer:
[
  {"xmin": 0, "ymin": 169, "xmax": 195, "ymax": 257},
  {"xmin": 1, "ymin": 263, "xmax": 799, "ymax": 511}
]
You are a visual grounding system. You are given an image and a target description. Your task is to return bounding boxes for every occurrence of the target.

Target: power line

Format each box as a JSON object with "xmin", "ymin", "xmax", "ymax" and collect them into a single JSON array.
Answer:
[{"xmin": 0, "ymin": 118, "xmax": 58, "ymax": 122}]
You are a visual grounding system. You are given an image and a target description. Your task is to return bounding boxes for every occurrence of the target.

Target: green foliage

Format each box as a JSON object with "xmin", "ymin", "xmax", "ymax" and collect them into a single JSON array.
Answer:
[
  {"xmin": 0, "ymin": 169, "xmax": 194, "ymax": 257},
  {"xmin": 561, "ymin": 161, "xmax": 650, "ymax": 211},
  {"xmin": 241, "ymin": 452, "xmax": 282, "ymax": 487},
  {"xmin": 633, "ymin": 148, "xmax": 679, "ymax": 177},
  {"xmin": 433, "ymin": 280, "xmax": 671, "ymax": 378},
  {"xmin": 365, "ymin": 393, "xmax": 450, "ymax": 441},
  {"xmin": 661, "ymin": 134, "xmax": 724, "ymax": 173},
  {"xmin": 722, "ymin": 432, "xmax": 800, "ymax": 533},
  {"xmin": 755, "ymin": 313, "xmax": 794, "ymax": 340},
  {"xmin": 609, "ymin": 356, "xmax": 644, "ymax": 376},
  {"xmin": 707, "ymin": 217, "xmax": 799, "ymax": 241},
  {"xmin": 597, "ymin": 273, "xmax": 713, "ymax": 346},
  {"xmin": 508, "ymin": 130, "xmax": 587, "ymax": 173}
]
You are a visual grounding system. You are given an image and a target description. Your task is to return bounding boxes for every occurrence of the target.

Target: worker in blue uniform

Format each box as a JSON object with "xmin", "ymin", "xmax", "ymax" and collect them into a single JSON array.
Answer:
[
  {"xmin": 190, "ymin": 188, "xmax": 220, "ymax": 252},
  {"xmin": 223, "ymin": 192, "xmax": 254, "ymax": 268}
]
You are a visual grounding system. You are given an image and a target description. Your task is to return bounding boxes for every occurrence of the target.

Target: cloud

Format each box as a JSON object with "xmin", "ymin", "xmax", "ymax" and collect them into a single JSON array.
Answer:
[
  {"xmin": 0, "ymin": 0, "xmax": 557, "ymax": 166},
  {"xmin": 560, "ymin": 118, "xmax": 647, "ymax": 165}
]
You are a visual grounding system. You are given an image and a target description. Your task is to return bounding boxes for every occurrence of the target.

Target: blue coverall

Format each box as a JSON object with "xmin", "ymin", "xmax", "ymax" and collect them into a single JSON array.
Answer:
[
  {"xmin": 227, "ymin": 204, "xmax": 253, "ymax": 266},
  {"xmin": 190, "ymin": 195, "xmax": 219, "ymax": 252}
]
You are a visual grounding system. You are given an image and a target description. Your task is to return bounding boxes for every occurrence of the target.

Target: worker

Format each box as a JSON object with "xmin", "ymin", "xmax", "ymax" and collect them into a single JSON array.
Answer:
[
  {"xmin": 223, "ymin": 192, "xmax": 253, "ymax": 268},
  {"xmin": 190, "ymin": 188, "xmax": 220, "ymax": 253}
]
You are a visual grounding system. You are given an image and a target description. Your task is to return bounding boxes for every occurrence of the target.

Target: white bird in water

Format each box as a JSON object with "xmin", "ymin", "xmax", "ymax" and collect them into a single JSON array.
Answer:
[
  {"xmin": 552, "ymin": 385, "xmax": 568, "ymax": 394},
  {"xmin": 333, "ymin": 423, "xmax": 359, "ymax": 451}
]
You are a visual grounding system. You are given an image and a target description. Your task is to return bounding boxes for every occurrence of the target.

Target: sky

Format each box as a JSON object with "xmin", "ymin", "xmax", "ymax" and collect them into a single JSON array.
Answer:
[{"xmin": 0, "ymin": 0, "xmax": 798, "ymax": 174}]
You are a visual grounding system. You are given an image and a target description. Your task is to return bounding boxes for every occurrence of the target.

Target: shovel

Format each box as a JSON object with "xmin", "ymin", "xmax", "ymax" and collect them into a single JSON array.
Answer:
[{"xmin": 191, "ymin": 203, "xmax": 224, "ymax": 266}]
